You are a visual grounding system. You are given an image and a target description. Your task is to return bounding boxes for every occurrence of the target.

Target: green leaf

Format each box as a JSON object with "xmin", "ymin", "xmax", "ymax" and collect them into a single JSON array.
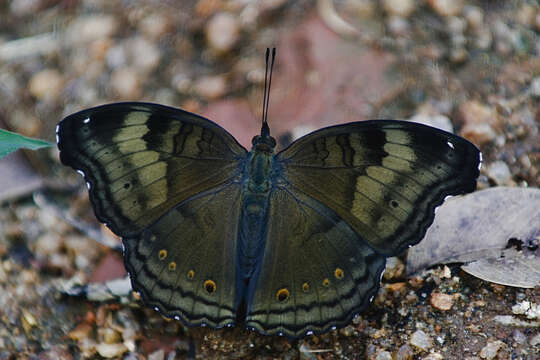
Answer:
[{"xmin": 0, "ymin": 128, "xmax": 54, "ymax": 159}]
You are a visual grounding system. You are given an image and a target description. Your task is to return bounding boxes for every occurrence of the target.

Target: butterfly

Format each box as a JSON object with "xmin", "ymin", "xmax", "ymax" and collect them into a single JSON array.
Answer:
[{"xmin": 56, "ymin": 49, "xmax": 480, "ymax": 338}]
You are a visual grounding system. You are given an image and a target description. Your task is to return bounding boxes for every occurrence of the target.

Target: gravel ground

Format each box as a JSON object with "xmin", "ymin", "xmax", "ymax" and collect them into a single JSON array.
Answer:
[{"xmin": 0, "ymin": 1, "xmax": 539, "ymax": 359}]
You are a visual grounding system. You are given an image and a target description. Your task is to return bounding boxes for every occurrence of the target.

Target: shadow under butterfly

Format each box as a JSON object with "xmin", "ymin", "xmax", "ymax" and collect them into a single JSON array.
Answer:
[{"xmin": 56, "ymin": 48, "xmax": 481, "ymax": 338}]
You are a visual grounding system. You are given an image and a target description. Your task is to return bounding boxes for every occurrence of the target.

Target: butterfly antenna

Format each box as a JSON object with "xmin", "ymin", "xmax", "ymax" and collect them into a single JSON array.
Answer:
[{"xmin": 261, "ymin": 47, "xmax": 276, "ymax": 138}]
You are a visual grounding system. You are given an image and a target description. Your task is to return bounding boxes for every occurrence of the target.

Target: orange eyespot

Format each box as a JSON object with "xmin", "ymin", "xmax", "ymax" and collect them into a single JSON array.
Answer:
[
  {"xmin": 302, "ymin": 282, "xmax": 310, "ymax": 292},
  {"xmin": 187, "ymin": 270, "xmax": 195, "ymax": 280},
  {"xmin": 276, "ymin": 288, "xmax": 290, "ymax": 302},
  {"xmin": 158, "ymin": 249, "xmax": 167, "ymax": 260},
  {"xmin": 168, "ymin": 262, "xmax": 176, "ymax": 271},
  {"xmin": 322, "ymin": 278, "xmax": 330, "ymax": 287},
  {"xmin": 334, "ymin": 268, "xmax": 344, "ymax": 279},
  {"xmin": 204, "ymin": 280, "xmax": 216, "ymax": 294}
]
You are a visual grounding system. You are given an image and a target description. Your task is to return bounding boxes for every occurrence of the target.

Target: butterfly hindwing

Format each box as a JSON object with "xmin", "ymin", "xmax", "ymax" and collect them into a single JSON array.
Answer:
[
  {"xmin": 245, "ymin": 188, "xmax": 386, "ymax": 337},
  {"xmin": 123, "ymin": 183, "xmax": 243, "ymax": 328},
  {"xmin": 57, "ymin": 102, "xmax": 247, "ymax": 237},
  {"xmin": 277, "ymin": 120, "xmax": 480, "ymax": 256}
]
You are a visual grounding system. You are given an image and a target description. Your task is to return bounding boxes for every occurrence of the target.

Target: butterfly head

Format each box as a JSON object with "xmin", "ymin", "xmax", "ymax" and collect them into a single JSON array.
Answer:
[{"xmin": 251, "ymin": 133, "xmax": 276, "ymax": 153}]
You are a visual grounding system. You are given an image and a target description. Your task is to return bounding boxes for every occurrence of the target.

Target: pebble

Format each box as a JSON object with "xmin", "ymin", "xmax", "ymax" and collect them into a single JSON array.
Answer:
[
  {"xmin": 410, "ymin": 330, "xmax": 432, "ymax": 351},
  {"xmin": 68, "ymin": 323, "xmax": 93, "ymax": 341},
  {"xmin": 95, "ymin": 343, "xmax": 128, "ymax": 358},
  {"xmin": 344, "ymin": 0, "xmax": 376, "ymax": 18},
  {"xmin": 9, "ymin": 0, "xmax": 40, "ymax": 16},
  {"xmin": 530, "ymin": 76, "xmax": 540, "ymax": 97},
  {"xmin": 430, "ymin": 292, "xmax": 454, "ymax": 311},
  {"xmin": 383, "ymin": 257, "xmax": 405, "ymax": 280},
  {"xmin": 375, "ymin": 350, "xmax": 392, "ymax": 360},
  {"xmin": 110, "ymin": 67, "xmax": 142, "ymax": 99},
  {"xmin": 28, "ymin": 69, "xmax": 64, "ymax": 101},
  {"xmin": 396, "ymin": 344, "xmax": 413, "ymax": 360},
  {"xmin": 67, "ymin": 15, "xmax": 118, "ymax": 43},
  {"xmin": 463, "ymin": 5, "xmax": 484, "ymax": 30},
  {"xmin": 427, "ymin": 0, "xmax": 464, "ymax": 17},
  {"xmin": 98, "ymin": 328, "xmax": 122, "ymax": 344},
  {"xmin": 129, "ymin": 37, "xmax": 161, "ymax": 72},
  {"xmin": 512, "ymin": 330, "xmax": 527, "ymax": 344},
  {"xmin": 485, "ymin": 161, "xmax": 512, "ymax": 185},
  {"xmin": 423, "ymin": 354, "xmax": 443, "ymax": 360},
  {"xmin": 148, "ymin": 349, "xmax": 165, "ymax": 360},
  {"xmin": 459, "ymin": 100, "xmax": 499, "ymax": 145},
  {"xmin": 206, "ymin": 12, "xmax": 240, "ymax": 53},
  {"xmin": 408, "ymin": 113, "xmax": 454, "ymax": 133},
  {"xmin": 193, "ymin": 74, "xmax": 227, "ymax": 99},
  {"xmin": 339, "ymin": 325, "xmax": 356, "ymax": 337},
  {"xmin": 139, "ymin": 13, "xmax": 171, "ymax": 39},
  {"xmin": 34, "ymin": 233, "xmax": 63, "ymax": 257},
  {"xmin": 382, "ymin": 0, "xmax": 416, "ymax": 18},
  {"xmin": 387, "ymin": 16, "xmax": 410, "ymax": 36},
  {"xmin": 479, "ymin": 340, "xmax": 504, "ymax": 359},
  {"xmin": 530, "ymin": 333, "xmax": 540, "ymax": 346}
]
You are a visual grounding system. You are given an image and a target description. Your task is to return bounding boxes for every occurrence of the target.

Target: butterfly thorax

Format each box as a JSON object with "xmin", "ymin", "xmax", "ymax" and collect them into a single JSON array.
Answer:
[{"xmin": 246, "ymin": 135, "xmax": 276, "ymax": 193}]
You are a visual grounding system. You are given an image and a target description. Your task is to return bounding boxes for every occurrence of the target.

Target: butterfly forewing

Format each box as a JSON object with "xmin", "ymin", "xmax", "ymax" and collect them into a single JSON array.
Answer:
[
  {"xmin": 277, "ymin": 120, "xmax": 480, "ymax": 256},
  {"xmin": 57, "ymin": 103, "xmax": 247, "ymax": 237},
  {"xmin": 246, "ymin": 188, "xmax": 385, "ymax": 337}
]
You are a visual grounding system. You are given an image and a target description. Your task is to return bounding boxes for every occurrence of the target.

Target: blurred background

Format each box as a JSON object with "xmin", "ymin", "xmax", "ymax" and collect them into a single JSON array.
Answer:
[{"xmin": 0, "ymin": 0, "xmax": 538, "ymax": 358}]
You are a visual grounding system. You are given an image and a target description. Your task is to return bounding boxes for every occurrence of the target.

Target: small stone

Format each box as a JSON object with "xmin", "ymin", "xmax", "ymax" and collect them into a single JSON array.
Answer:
[
  {"xmin": 129, "ymin": 37, "xmax": 161, "ymax": 71},
  {"xmin": 410, "ymin": 330, "xmax": 432, "ymax": 351},
  {"xmin": 111, "ymin": 67, "xmax": 142, "ymax": 99},
  {"xmin": 68, "ymin": 323, "xmax": 93, "ymax": 341},
  {"xmin": 35, "ymin": 233, "xmax": 63, "ymax": 256},
  {"xmin": 386, "ymin": 282, "xmax": 407, "ymax": 294},
  {"xmin": 99, "ymin": 328, "xmax": 122, "ymax": 344},
  {"xmin": 21, "ymin": 309, "xmax": 37, "ymax": 335},
  {"xmin": 396, "ymin": 344, "xmax": 414, "ymax": 360},
  {"xmin": 512, "ymin": 301, "xmax": 531, "ymax": 315},
  {"xmin": 387, "ymin": 16, "xmax": 410, "ymax": 36},
  {"xmin": 459, "ymin": 100, "xmax": 499, "ymax": 145},
  {"xmin": 530, "ymin": 333, "xmax": 540, "ymax": 346},
  {"xmin": 344, "ymin": 0, "xmax": 376, "ymax": 18},
  {"xmin": 428, "ymin": 0, "xmax": 464, "ymax": 17},
  {"xmin": 139, "ymin": 13, "xmax": 171, "ymax": 39},
  {"xmin": 193, "ymin": 75, "xmax": 227, "ymax": 99},
  {"xmin": 148, "ymin": 349, "xmax": 165, "ymax": 360},
  {"xmin": 479, "ymin": 340, "xmax": 504, "ymax": 359},
  {"xmin": 375, "ymin": 350, "xmax": 392, "ymax": 360},
  {"xmin": 28, "ymin": 69, "xmax": 64, "ymax": 101},
  {"xmin": 486, "ymin": 161, "xmax": 512, "ymax": 185},
  {"xmin": 383, "ymin": 257, "xmax": 405, "ymax": 280},
  {"xmin": 206, "ymin": 13, "xmax": 240, "ymax": 53},
  {"xmin": 382, "ymin": 0, "xmax": 416, "ymax": 17},
  {"xmin": 474, "ymin": 28, "xmax": 492, "ymax": 50},
  {"xmin": 408, "ymin": 113, "xmax": 454, "ymax": 133},
  {"xmin": 449, "ymin": 47, "xmax": 468, "ymax": 64},
  {"xmin": 516, "ymin": 4, "xmax": 536, "ymax": 27},
  {"xmin": 463, "ymin": 5, "xmax": 484, "ymax": 30},
  {"xmin": 461, "ymin": 123, "xmax": 496, "ymax": 145},
  {"xmin": 339, "ymin": 325, "xmax": 356, "ymax": 337},
  {"xmin": 423, "ymin": 354, "xmax": 443, "ymax": 360},
  {"xmin": 10, "ymin": 0, "xmax": 40, "ymax": 16},
  {"xmin": 67, "ymin": 15, "xmax": 118, "ymax": 43},
  {"xmin": 525, "ymin": 303, "xmax": 540, "ymax": 320},
  {"xmin": 430, "ymin": 292, "xmax": 454, "ymax": 311},
  {"xmin": 530, "ymin": 77, "xmax": 540, "ymax": 97},
  {"xmin": 95, "ymin": 343, "xmax": 128, "ymax": 358},
  {"xmin": 512, "ymin": 330, "xmax": 527, "ymax": 344}
]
